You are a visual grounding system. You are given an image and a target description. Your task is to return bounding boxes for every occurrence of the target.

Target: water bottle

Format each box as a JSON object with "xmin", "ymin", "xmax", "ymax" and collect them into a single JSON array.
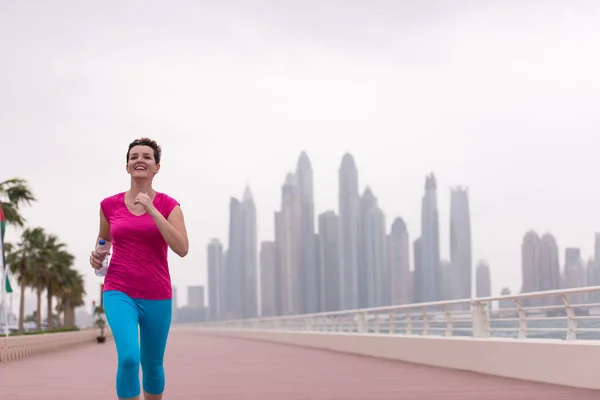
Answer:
[{"xmin": 95, "ymin": 239, "xmax": 110, "ymax": 277}]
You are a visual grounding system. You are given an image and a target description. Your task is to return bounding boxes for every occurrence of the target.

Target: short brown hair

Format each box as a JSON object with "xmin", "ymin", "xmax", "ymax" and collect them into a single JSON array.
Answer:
[{"xmin": 126, "ymin": 137, "xmax": 162, "ymax": 164}]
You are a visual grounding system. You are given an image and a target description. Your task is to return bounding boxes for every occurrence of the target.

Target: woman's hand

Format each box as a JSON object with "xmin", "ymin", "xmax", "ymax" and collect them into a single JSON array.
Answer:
[
  {"xmin": 90, "ymin": 250, "xmax": 104, "ymax": 269},
  {"xmin": 134, "ymin": 192, "xmax": 158, "ymax": 216}
]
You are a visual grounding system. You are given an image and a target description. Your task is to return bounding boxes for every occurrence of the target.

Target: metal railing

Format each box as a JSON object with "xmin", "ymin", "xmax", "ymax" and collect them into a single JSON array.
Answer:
[{"xmin": 200, "ymin": 286, "xmax": 600, "ymax": 341}]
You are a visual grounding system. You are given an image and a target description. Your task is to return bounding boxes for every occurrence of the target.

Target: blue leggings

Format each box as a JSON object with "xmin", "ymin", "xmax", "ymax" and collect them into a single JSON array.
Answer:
[{"xmin": 103, "ymin": 290, "xmax": 172, "ymax": 399}]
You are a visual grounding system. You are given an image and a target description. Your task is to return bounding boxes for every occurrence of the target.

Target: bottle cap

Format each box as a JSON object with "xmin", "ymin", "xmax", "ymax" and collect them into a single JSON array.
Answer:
[{"xmin": 99, "ymin": 239, "xmax": 105, "ymax": 245}]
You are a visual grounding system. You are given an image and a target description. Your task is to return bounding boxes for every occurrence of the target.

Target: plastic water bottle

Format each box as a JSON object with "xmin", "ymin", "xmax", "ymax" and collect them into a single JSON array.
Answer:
[{"xmin": 95, "ymin": 239, "xmax": 110, "ymax": 277}]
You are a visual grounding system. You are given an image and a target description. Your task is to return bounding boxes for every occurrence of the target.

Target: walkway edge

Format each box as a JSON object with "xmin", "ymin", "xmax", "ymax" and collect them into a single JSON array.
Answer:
[{"xmin": 195, "ymin": 329, "xmax": 600, "ymax": 391}]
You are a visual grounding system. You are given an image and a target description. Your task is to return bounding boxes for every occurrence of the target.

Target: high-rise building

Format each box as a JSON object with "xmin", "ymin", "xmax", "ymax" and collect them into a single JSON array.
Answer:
[
  {"xmin": 359, "ymin": 187, "xmax": 388, "ymax": 307},
  {"xmin": 296, "ymin": 152, "xmax": 319, "ymax": 314},
  {"xmin": 275, "ymin": 173, "xmax": 302, "ymax": 315},
  {"xmin": 564, "ymin": 247, "xmax": 586, "ymax": 305},
  {"xmin": 388, "ymin": 217, "xmax": 411, "ymax": 305},
  {"xmin": 260, "ymin": 241, "xmax": 277, "ymax": 317},
  {"xmin": 438, "ymin": 259, "xmax": 452, "ymax": 301},
  {"xmin": 318, "ymin": 211, "xmax": 340, "ymax": 312},
  {"xmin": 415, "ymin": 174, "xmax": 440, "ymax": 303},
  {"xmin": 207, "ymin": 239, "xmax": 224, "ymax": 320},
  {"xmin": 224, "ymin": 189, "xmax": 258, "ymax": 319},
  {"xmin": 240, "ymin": 187, "xmax": 258, "ymax": 318},
  {"xmin": 521, "ymin": 230, "xmax": 541, "ymax": 307},
  {"xmin": 187, "ymin": 286, "xmax": 204, "ymax": 308},
  {"xmin": 172, "ymin": 285, "xmax": 178, "ymax": 322},
  {"xmin": 450, "ymin": 187, "xmax": 472, "ymax": 304},
  {"xmin": 225, "ymin": 197, "xmax": 243, "ymax": 319},
  {"xmin": 413, "ymin": 238, "xmax": 422, "ymax": 304},
  {"xmin": 338, "ymin": 153, "xmax": 360, "ymax": 310},
  {"xmin": 538, "ymin": 233, "xmax": 560, "ymax": 306},
  {"xmin": 475, "ymin": 260, "xmax": 491, "ymax": 298}
]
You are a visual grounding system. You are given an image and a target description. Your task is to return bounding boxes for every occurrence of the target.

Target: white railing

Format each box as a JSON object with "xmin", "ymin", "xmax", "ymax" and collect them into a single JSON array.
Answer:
[{"xmin": 200, "ymin": 286, "xmax": 600, "ymax": 341}]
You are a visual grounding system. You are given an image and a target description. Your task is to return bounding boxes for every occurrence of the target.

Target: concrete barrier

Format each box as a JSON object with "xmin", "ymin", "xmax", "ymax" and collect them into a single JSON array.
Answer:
[
  {"xmin": 0, "ymin": 328, "xmax": 113, "ymax": 363},
  {"xmin": 199, "ymin": 329, "xmax": 600, "ymax": 391}
]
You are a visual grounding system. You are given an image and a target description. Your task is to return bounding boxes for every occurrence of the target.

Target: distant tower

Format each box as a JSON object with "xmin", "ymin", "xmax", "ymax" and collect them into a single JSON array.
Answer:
[
  {"xmin": 415, "ymin": 174, "xmax": 440, "ymax": 303},
  {"xmin": 388, "ymin": 218, "xmax": 411, "ymax": 305},
  {"xmin": 275, "ymin": 173, "xmax": 302, "ymax": 315},
  {"xmin": 450, "ymin": 186, "xmax": 472, "ymax": 304},
  {"xmin": 338, "ymin": 153, "xmax": 360, "ymax": 310},
  {"xmin": 207, "ymin": 238, "xmax": 224, "ymax": 320},
  {"xmin": 475, "ymin": 260, "xmax": 491, "ymax": 298},
  {"xmin": 296, "ymin": 152, "xmax": 318, "ymax": 313},
  {"xmin": 318, "ymin": 211, "xmax": 341, "ymax": 312}
]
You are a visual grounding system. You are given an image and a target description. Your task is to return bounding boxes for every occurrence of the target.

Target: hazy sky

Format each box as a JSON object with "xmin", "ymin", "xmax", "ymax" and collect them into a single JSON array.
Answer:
[{"xmin": 2, "ymin": 1, "xmax": 600, "ymax": 314}]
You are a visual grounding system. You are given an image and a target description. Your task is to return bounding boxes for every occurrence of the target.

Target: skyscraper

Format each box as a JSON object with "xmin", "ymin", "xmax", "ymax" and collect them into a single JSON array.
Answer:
[
  {"xmin": 359, "ymin": 187, "xmax": 388, "ymax": 307},
  {"xmin": 338, "ymin": 153, "xmax": 360, "ymax": 310},
  {"xmin": 475, "ymin": 260, "xmax": 491, "ymax": 298},
  {"xmin": 538, "ymin": 233, "xmax": 560, "ymax": 305},
  {"xmin": 450, "ymin": 187, "xmax": 472, "ymax": 304},
  {"xmin": 260, "ymin": 241, "xmax": 277, "ymax": 317},
  {"xmin": 224, "ymin": 189, "xmax": 258, "ymax": 319},
  {"xmin": 318, "ymin": 211, "xmax": 341, "ymax": 312},
  {"xmin": 564, "ymin": 247, "xmax": 586, "ymax": 305},
  {"xmin": 187, "ymin": 286, "xmax": 204, "ymax": 308},
  {"xmin": 521, "ymin": 230, "xmax": 541, "ymax": 307},
  {"xmin": 415, "ymin": 174, "xmax": 440, "ymax": 303},
  {"xmin": 275, "ymin": 173, "xmax": 302, "ymax": 315},
  {"xmin": 388, "ymin": 218, "xmax": 411, "ymax": 305},
  {"xmin": 225, "ymin": 198, "xmax": 243, "ymax": 319},
  {"xmin": 240, "ymin": 187, "xmax": 258, "ymax": 318},
  {"xmin": 207, "ymin": 238, "xmax": 224, "ymax": 320},
  {"xmin": 296, "ymin": 152, "xmax": 319, "ymax": 314}
]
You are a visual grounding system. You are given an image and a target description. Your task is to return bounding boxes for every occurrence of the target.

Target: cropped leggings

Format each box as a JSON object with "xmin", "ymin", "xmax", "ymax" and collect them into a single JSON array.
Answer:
[{"xmin": 103, "ymin": 290, "xmax": 172, "ymax": 399}]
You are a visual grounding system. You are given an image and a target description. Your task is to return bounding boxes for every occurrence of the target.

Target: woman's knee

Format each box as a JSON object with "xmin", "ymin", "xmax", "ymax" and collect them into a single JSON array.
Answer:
[{"xmin": 119, "ymin": 352, "xmax": 140, "ymax": 370}]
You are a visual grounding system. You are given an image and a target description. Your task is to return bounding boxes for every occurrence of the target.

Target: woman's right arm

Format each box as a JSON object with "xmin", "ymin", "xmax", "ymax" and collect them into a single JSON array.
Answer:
[
  {"xmin": 91, "ymin": 208, "xmax": 112, "ymax": 269},
  {"xmin": 97, "ymin": 207, "xmax": 112, "ymax": 246}
]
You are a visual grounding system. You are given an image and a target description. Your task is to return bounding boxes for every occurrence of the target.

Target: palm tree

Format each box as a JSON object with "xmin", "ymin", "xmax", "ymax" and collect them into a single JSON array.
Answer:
[
  {"xmin": 5, "ymin": 227, "xmax": 46, "ymax": 333},
  {"xmin": 46, "ymin": 242, "xmax": 74, "ymax": 329},
  {"xmin": 0, "ymin": 178, "xmax": 36, "ymax": 227},
  {"xmin": 59, "ymin": 268, "xmax": 86, "ymax": 328}
]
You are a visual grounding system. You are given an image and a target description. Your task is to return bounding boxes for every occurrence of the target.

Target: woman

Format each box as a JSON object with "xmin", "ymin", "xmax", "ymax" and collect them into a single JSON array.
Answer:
[{"xmin": 90, "ymin": 137, "xmax": 189, "ymax": 400}]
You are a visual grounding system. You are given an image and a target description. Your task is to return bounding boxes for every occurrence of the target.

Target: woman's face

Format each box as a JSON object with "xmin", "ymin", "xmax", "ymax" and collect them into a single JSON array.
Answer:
[{"xmin": 126, "ymin": 145, "xmax": 160, "ymax": 178}]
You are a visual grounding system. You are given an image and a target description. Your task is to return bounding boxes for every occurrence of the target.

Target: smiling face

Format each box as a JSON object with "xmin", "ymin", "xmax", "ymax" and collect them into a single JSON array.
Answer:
[{"xmin": 126, "ymin": 145, "xmax": 160, "ymax": 179}]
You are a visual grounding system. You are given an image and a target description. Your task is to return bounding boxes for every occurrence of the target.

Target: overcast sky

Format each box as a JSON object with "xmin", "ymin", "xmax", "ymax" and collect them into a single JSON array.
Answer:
[{"xmin": 2, "ymin": 1, "xmax": 600, "ymax": 315}]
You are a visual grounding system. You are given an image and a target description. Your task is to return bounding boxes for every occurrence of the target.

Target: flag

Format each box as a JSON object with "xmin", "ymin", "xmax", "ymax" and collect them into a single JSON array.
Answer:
[{"xmin": 0, "ymin": 202, "xmax": 12, "ymax": 293}]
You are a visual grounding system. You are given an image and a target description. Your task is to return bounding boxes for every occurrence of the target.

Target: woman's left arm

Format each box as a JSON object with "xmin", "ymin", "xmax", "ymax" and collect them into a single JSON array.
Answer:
[{"xmin": 150, "ymin": 205, "xmax": 189, "ymax": 257}]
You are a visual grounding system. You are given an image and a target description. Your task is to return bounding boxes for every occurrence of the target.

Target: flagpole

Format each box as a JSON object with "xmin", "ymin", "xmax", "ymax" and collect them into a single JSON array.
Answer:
[{"xmin": 0, "ymin": 267, "xmax": 8, "ymax": 337}]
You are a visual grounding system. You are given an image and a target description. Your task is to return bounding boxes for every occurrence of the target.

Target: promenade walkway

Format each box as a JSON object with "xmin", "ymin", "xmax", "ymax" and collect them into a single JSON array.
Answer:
[{"xmin": 1, "ymin": 328, "xmax": 598, "ymax": 399}]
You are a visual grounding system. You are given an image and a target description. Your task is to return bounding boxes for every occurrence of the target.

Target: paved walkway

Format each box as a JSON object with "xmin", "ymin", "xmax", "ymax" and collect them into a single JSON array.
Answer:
[{"xmin": 1, "ymin": 328, "xmax": 599, "ymax": 399}]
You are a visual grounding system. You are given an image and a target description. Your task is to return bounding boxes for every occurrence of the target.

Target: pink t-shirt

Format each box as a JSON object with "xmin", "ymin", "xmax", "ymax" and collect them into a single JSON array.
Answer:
[{"xmin": 100, "ymin": 192, "xmax": 180, "ymax": 300}]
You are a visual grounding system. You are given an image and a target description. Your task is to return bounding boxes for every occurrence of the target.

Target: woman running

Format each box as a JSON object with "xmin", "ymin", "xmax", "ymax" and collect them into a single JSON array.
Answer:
[{"xmin": 90, "ymin": 137, "xmax": 189, "ymax": 400}]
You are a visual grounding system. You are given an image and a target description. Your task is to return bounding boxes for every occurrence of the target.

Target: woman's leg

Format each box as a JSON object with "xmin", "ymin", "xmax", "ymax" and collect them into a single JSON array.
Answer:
[
  {"xmin": 136, "ymin": 298, "xmax": 172, "ymax": 400},
  {"xmin": 103, "ymin": 290, "xmax": 141, "ymax": 400}
]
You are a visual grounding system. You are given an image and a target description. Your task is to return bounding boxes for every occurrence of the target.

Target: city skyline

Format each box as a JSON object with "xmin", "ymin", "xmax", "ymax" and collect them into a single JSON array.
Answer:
[
  {"xmin": 207, "ymin": 149, "xmax": 600, "ymax": 319},
  {"xmin": 3, "ymin": 1, "xmax": 600, "ymax": 316}
]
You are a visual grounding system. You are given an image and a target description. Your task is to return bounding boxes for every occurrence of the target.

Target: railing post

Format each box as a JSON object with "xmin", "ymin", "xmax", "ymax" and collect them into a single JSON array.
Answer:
[
  {"xmin": 421, "ymin": 308, "xmax": 429, "ymax": 336},
  {"xmin": 561, "ymin": 295, "xmax": 576, "ymax": 340},
  {"xmin": 389, "ymin": 312, "xmax": 395, "ymax": 335},
  {"xmin": 471, "ymin": 300, "xmax": 489, "ymax": 338},
  {"xmin": 405, "ymin": 311, "xmax": 412, "ymax": 335},
  {"xmin": 514, "ymin": 299, "xmax": 527, "ymax": 339},
  {"xmin": 444, "ymin": 306, "xmax": 452, "ymax": 337},
  {"xmin": 357, "ymin": 312, "xmax": 367, "ymax": 334}
]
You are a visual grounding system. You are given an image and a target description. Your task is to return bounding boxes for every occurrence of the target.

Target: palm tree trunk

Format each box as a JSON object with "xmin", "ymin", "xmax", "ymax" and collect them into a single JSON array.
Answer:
[
  {"xmin": 66, "ymin": 303, "xmax": 75, "ymax": 327},
  {"xmin": 46, "ymin": 285, "xmax": 53, "ymax": 330},
  {"xmin": 18, "ymin": 281, "xmax": 25, "ymax": 333},
  {"xmin": 55, "ymin": 296, "xmax": 62, "ymax": 327},
  {"xmin": 36, "ymin": 288, "xmax": 42, "ymax": 330}
]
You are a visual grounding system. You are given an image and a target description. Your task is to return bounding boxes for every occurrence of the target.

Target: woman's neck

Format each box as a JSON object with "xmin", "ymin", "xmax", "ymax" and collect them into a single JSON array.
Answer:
[{"xmin": 128, "ymin": 179, "xmax": 155, "ymax": 198}]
